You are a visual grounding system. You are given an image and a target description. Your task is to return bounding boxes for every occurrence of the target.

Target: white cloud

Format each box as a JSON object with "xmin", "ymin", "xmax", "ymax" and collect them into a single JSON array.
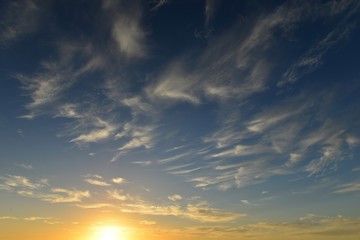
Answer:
[
  {"xmin": 287, "ymin": 153, "xmax": 302, "ymax": 167},
  {"xmin": 0, "ymin": 216, "xmax": 18, "ymax": 220},
  {"xmin": 346, "ymin": 135, "xmax": 359, "ymax": 147},
  {"xmin": 246, "ymin": 105, "xmax": 303, "ymax": 133},
  {"xmin": 168, "ymin": 194, "xmax": 182, "ymax": 201},
  {"xmin": 56, "ymin": 104, "xmax": 81, "ymax": 118},
  {"xmin": 71, "ymin": 118, "xmax": 117, "ymax": 143},
  {"xmin": 0, "ymin": 175, "xmax": 47, "ymax": 190},
  {"xmin": 204, "ymin": 127, "xmax": 249, "ymax": 149},
  {"xmin": 120, "ymin": 198, "xmax": 245, "ymax": 223},
  {"xmin": 211, "ymin": 145, "xmax": 268, "ymax": 158},
  {"xmin": 147, "ymin": 62, "xmax": 200, "ymax": 104},
  {"xmin": 132, "ymin": 160, "xmax": 152, "ymax": 166},
  {"xmin": 204, "ymin": 0, "xmax": 219, "ymax": 28},
  {"xmin": 84, "ymin": 178, "xmax": 111, "ymax": 187},
  {"xmin": 14, "ymin": 163, "xmax": 33, "ymax": 169},
  {"xmin": 189, "ymin": 172, "xmax": 236, "ymax": 189},
  {"xmin": 75, "ymin": 203, "xmax": 114, "ymax": 209},
  {"xmin": 122, "ymin": 96, "xmax": 154, "ymax": 116},
  {"xmin": 0, "ymin": 174, "xmax": 91, "ymax": 204},
  {"xmin": 112, "ymin": 177, "xmax": 126, "ymax": 184},
  {"xmin": 303, "ymin": 127, "xmax": 346, "ymax": 175},
  {"xmin": 187, "ymin": 158, "xmax": 291, "ymax": 190},
  {"xmin": 168, "ymin": 167, "xmax": 202, "ymax": 175},
  {"xmin": 150, "ymin": 0, "xmax": 168, "ymax": 12},
  {"xmin": 279, "ymin": 1, "xmax": 360, "ymax": 86},
  {"xmin": 18, "ymin": 41, "xmax": 103, "ymax": 118},
  {"xmin": 0, "ymin": 216, "xmax": 57, "ymax": 224},
  {"xmin": 240, "ymin": 200, "xmax": 250, "ymax": 205},
  {"xmin": 40, "ymin": 188, "xmax": 90, "ymax": 203},
  {"xmin": 112, "ymin": 16, "xmax": 146, "ymax": 58},
  {"xmin": 105, "ymin": 1, "xmax": 146, "ymax": 58},
  {"xmin": 185, "ymin": 204, "xmax": 246, "ymax": 223},
  {"xmin": 306, "ymin": 145, "xmax": 341, "ymax": 175},
  {"xmin": 117, "ymin": 123, "xmax": 155, "ymax": 151},
  {"xmin": 139, "ymin": 220, "xmax": 156, "ymax": 225},
  {"xmin": 158, "ymin": 152, "xmax": 191, "ymax": 164},
  {"xmin": 235, "ymin": 166, "xmax": 262, "ymax": 188},
  {"xmin": 333, "ymin": 181, "xmax": 360, "ymax": 193},
  {"xmin": 107, "ymin": 189, "xmax": 131, "ymax": 201},
  {"xmin": 184, "ymin": 215, "xmax": 360, "ymax": 239},
  {"xmin": 18, "ymin": 73, "xmax": 69, "ymax": 116}
]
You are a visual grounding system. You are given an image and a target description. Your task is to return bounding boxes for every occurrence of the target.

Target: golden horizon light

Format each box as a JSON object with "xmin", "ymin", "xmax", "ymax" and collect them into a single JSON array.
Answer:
[{"xmin": 91, "ymin": 226, "xmax": 127, "ymax": 240}]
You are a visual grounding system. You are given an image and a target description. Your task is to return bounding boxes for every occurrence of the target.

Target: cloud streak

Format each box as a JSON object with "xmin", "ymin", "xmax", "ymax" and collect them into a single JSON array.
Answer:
[{"xmin": 0, "ymin": 174, "xmax": 90, "ymax": 204}]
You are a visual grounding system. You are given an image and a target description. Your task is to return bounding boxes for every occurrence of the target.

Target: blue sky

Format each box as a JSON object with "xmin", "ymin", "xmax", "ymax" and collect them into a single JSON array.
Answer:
[{"xmin": 0, "ymin": 0, "xmax": 360, "ymax": 239}]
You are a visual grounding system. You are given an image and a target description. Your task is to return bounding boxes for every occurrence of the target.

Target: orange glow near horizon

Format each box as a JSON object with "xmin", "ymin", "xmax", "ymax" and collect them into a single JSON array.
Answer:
[{"xmin": 91, "ymin": 226, "xmax": 127, "ymax": 240}]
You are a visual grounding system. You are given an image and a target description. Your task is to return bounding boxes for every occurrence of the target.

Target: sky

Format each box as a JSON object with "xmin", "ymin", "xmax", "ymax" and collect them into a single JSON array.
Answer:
[{"xmin": 0, "ymin": 0, "xmax": 360, "ymax": 239}]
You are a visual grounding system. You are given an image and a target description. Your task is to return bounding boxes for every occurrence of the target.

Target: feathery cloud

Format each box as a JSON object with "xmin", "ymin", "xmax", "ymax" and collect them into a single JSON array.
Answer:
[
  {"xmin": 205, "ymin": 0, "xmax": 219, "ymax": 28},
  {"xmin": 150, "ymin": 0, "xmax": 168, "ymax": 12},
  {"xmin": 0, "ymin": 216, "xmax": 58, "ymax": 224},
  {"xmin": 103, "ymin": 0, "xmax": 146, "ymax": 58},
  {"xmin": 112, "ymin": 177, "xmax": 126, "ymax": 184},
  {"xmin": 333, "ymin": 181, "xmax": 360, "ymax": 193},
  {"xmin": 107, "ymin": 189, "xmax": 131, "ymax": 201},
  {"xmin": 0, "ymin": 0, "xmax": 41, "ymax": 45},
  {"xmin": 279, "ymin": 1, "xmax": 360, "ymax": 86},
  {"xmin": 75, "ymin": 203, "xmax": 115, "ymax": 209},
  {"xmin": 84, "ymin": 178, "xmax": 111, "ymax": 187},
  {"xmin": 40, "ymin": 188, "xmax": 90, "ymax": 203},
  {"xmin": 120, "ymin": 199, "xmax": 245, "ymax": 223},
  {"xmin": 0, "ymin": 175, "xmax": 47, "ymax": 190},
  {"xmin": 168, "ymin": 194, "xmax": 182, "ymax": 201},
  {"xmin": 71, "ymin": 118, "xmax": 117, "ymax": 143}
]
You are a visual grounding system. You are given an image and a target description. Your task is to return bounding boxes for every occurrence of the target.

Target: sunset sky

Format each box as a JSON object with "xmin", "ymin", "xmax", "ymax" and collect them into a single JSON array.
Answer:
[{"xmin": 1, "ymin": 0, "xmax": 360, "ymax": 239}]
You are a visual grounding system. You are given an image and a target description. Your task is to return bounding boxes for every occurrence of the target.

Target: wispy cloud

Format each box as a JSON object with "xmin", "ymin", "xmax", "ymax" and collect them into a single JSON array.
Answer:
[
  {"xmin": 0, "ymin": 175, "xmax": 47, "ymax": 190},
  {"xmin": 120, "ymin": 198, "xmax": 245, "ymax": 223},
  {"xmin": 84, "ymin": 178, "xmax": 110, "ymax": 187},
  {"xmin": 139, "ymin": 220, "xmax": 156, "ymax": 225},
  {"xmin": 240, "ymin": 199, "xmax": 257, "ymax": 206},
  {"xmin": 5, "ymin": 0, "xmax": 360, "ymax": 204},
  {"xmin": 168, "ymin": 194, "xmax": 182, "ymax": 201},
  {"xmin": 107, "ymin": 189, "xmax": 132, "ymax": 201},
  {"xmin": 0, "ymin": 174, "xmax": 90, "ymax": 204},
  {"xmin": 150, "ymin": 0, "xmax": 169, "ymax": 12},
  {"xmin": 71, "ymin": 118, "xmax": 117, "ymax": 143},
  {"xmin": 112, "ymin": 177, "xmax": 126, "ymax": 184},
  {"xmin": 75, "ymin": 203, "xmax": 114, "ymax": 209},
  {"xmin": 13, "ymin": 163, "xmax": 33, "ymax": 169},
  {"xmin": 111, "ymin": 122, "xmax": 157, "ymax": 161},
  {"xmin": 205, "ymin": 0, "xmax": 219, "ymax": 29},
  {"xmin": 18, "ymin": 73, "xmax": 71, "ymax": 118},
  {"xmin": 18, "ymin": 41, "xmax": 105, "ymax": 119},
  {"xmin": 158, "ymin": 152, "xmax": 192, "ymax": 164},
  {"xmin": 103, "ymin": 0, "xmax": 146, "ymax": 58},
  {"xmin": 279, "ymin": 1, "xmax": 360, "ymax": 86},
  {"xmin": 0, "ymin": 216, "xmax": 59, "ymax": 224},
  {"xmin": 38, "ymin": 188, "xmax": 90, "ymax": 203},
  {"xmin": 183, "ymin": 215, "xmax": 360, "ymax": 239},
  {"xmin": 333, "ymin": 181, "xmax": 360, "ymax": 193},
  {"xmin": 211, "ymin": 144, "xmax": 270, "ymax": 158},
  {"xmin": 82, "ymin": 175, "xmax": 126, "ymax": 187},
  {"xmin": 0, "ymin": 0, "xmax": 41, "ymax": 45},
  {"xmin": 147, "ymin": 61, "xmax": 201, "ymax": 104}
]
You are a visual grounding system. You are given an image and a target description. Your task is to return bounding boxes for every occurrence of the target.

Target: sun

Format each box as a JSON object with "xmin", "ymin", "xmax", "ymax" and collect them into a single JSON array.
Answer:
[{"xmin": 93, "ymin": 226, "xmax": 126, "ymax": 240}]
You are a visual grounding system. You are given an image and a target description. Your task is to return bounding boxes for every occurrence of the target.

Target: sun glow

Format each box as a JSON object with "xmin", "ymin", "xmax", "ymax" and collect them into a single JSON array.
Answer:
[{"xmin": 93, "ymin": 226, "xmax": 126, "ymax": 240}]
